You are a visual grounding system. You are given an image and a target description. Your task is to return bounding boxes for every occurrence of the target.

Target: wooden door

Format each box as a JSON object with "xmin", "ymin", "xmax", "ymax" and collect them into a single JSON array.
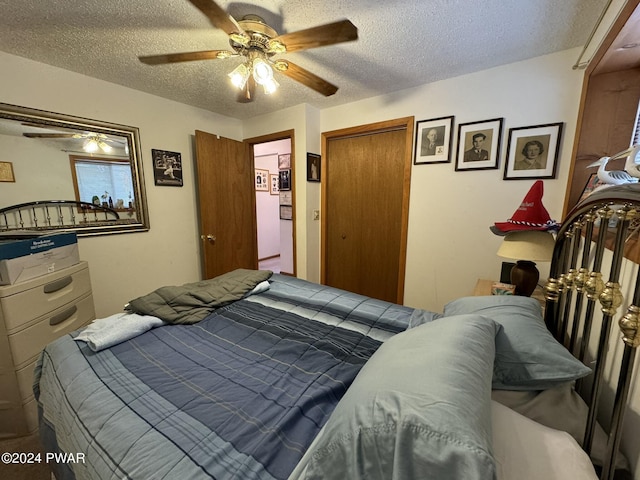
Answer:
[
  {"xmin": 321, "ymin": 118, "xmax": 413, "ymax": 303},
  {"xmin": 195, "ymin": 130, "xmax": 257, "ymax": 278}
]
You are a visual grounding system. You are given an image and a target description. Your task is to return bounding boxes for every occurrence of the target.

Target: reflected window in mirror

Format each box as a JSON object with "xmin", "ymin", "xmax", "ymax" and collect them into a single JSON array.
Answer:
[{"xmin": 70, "ymin": 156, "xmax": 136, "ymax": 212}]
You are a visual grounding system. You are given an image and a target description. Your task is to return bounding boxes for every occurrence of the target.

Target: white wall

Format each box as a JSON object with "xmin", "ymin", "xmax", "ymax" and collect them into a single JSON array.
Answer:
[
  {"xmin": 0, "ymin": 51, "xmax": 243, "ymax": 318},
  {"xmin": 255, "ymin": 153, "xmax": 280, "ymax": 259},
  {"xmin": 0, "ymin": 134, "xmax": 75, "ymax": 205},
  {"xmin": 320, "ymin": 48, "xmax": 584, "ymax": 312}
]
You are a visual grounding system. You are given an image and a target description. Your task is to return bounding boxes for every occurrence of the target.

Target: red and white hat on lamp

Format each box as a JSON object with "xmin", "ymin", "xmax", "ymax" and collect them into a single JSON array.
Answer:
[{"xmin": 490, "ymin": 180, "xmax": 559, "ymax": 236}]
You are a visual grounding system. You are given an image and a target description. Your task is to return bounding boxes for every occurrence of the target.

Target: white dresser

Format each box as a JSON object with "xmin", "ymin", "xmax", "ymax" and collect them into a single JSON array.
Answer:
[{"xmin": 0, "ymin": 260, "xmax": 95, "ymax": 438}]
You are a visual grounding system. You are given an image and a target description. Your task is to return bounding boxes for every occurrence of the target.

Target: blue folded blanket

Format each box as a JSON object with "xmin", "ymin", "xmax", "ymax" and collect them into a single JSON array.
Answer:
[{"xmin": 74, "ymin": 312, "xmax": 165, "ymax": 352}]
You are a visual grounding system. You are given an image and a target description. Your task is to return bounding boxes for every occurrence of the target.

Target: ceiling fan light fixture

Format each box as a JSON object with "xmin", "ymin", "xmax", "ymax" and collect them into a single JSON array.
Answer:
[
  {"xmin": 83, "ymin": 137, "xmax": 99, "ymax": 153},
  {"xmin": 252, "ymin": 57, "xmax": 273, "ymax": 85},
  {"xmin": 98, "ymin": 141, "xmax": 113, "ymax": 153},
  {"xmin": 228, "ymin": 62, "xmax": 250, "ymax": 89},
  {"xmin": 262, "ymin": 77, "xmax": 279, "ymax": 95}
]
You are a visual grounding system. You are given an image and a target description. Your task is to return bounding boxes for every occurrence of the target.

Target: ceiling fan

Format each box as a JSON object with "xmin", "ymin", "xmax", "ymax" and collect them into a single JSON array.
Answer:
[
  {"xmin": 23, "ymin": 130, "xmax": 127, "ymax": 154},
  {"xmin": 138, "ymin": 0, "xmax": 358, "ymax": 102}
]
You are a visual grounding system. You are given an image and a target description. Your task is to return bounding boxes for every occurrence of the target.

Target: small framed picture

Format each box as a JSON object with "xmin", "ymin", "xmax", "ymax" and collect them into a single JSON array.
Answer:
[
  {"xmin": 307, "ymin": 153, "xmax": 321, "ymax": 182},
  {"xmin": 279, "ymin": 205, "xmax": 293, "ymax": 220},
  {"xmin": 503, "ymin": 122, "xmax": 563, "ymax": 180},
  {"xmin": 414, "ymin": 115, "xmax": 454, "ymax": 165},
  {"xmin": 0, "ymin": 161, "xmax": 15, "ymax": 182},
  {"xmin": 279, "ymin": 169, "xmax": 291, "ymax": 191},
  {"xmin": 455, "ymin": 118, "xmax": 503, "ymax": 171},
  {"xmin": 278, "ymin": 153, "xmax": 291, "ymax": 170},
  {"xmin": 152, "ymin": 149, "xmax": 183, "ymax": 186},
  {"xmin": 255, "ymin": 168, "xmax": 268, "ymax": 191},
  {"xmin": 279, "ymin": 190, "xmax": 292, "ymax": 206},
  {"xmin": 269, "ymin": 173, "xmax": 279, "ymax": 195}
]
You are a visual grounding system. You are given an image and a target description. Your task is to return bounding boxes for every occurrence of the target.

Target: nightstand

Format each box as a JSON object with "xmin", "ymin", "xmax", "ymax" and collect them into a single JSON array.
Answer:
[{"xmin": 473, "ymin": 279, "xmax": 546, "ymax": 310}]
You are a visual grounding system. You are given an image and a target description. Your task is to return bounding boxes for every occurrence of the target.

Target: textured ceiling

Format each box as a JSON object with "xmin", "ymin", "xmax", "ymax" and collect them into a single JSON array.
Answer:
[{"xmin": 0, "ymin": 0, "xmax": 608, "ymax": 120}]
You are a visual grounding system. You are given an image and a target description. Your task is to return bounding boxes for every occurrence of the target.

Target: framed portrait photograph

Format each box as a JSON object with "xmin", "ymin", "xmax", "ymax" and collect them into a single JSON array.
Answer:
[
  {"xmin": 414, "ymin": 115, "xmax": 454, "ymax": 165},
  {"xmin": 255, "ymin": 168, "xmax": 268, "ymax": 191},
  {"xmin": 269, "ymin": 173, "xmax": 279, "ymax": 195},
  {"xmin": 278, "ymin": 153, "xmax": 291, "ymax": 170},
  {"xmin": 279, "ymin": 169, "xmax": 291, "ymax": 191},
  {"xmin": 307, "ymin": 153, "xmax": 321, "ymax": 182},
  {"xmin": 455, "ymin": 118, "xmax": 503, "ymax": 171},
  {"xmin": 503, "ymin": 122, "xmax": 563, "ymax": 180},
  {"xmin": 152, "ymin": 149, "xmax": 183, "ymax": 186}
]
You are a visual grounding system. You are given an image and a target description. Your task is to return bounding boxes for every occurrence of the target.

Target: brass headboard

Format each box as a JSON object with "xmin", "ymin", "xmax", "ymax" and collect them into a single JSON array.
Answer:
[
  {"xmin": 0, "ymin": 200, "xmax": 125, "ymax": 234},
  {"xmin": 544, "ymin": 183, "xmax": 640, "ymax": 480}
]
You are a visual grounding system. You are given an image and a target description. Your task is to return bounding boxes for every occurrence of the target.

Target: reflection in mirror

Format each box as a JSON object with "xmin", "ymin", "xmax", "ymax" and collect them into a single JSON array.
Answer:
[{"xmin": 0, "ymin": 103, "xmax": 149, "ymax": 236}]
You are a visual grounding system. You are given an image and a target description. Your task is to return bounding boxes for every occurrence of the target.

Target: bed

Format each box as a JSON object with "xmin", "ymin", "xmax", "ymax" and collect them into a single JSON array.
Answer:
[{"xmin": 34, "ymin": 184, "xmax": 640, "ymax": 480}]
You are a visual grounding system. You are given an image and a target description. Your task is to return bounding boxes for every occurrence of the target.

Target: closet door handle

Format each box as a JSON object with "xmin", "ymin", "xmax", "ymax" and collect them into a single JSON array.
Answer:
[
  {"xmin": 49, "ymin": 305, "xmax": 77, "ymax": 326},
  {"xmin": 43, "ymin": 276, "xmax": 73, "ymax": 294}
]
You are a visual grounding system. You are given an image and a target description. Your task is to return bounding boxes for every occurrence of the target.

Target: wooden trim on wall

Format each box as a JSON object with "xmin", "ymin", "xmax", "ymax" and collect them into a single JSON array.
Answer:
[{"xmin": 563, "ymin": 0, "xmax": 640, "ymax": 217}]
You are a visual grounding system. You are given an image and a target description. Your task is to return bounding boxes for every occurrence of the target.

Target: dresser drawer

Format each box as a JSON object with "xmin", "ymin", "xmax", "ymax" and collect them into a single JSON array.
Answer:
[
  {"xmin": 8, "ymin": 292, "xmax": 95, "ymax": 368},
  {"xmin": 1, "ymin": 262, "xmax": 91, "ymax": 333},
  {"xmin": 15, "ymin": 359, "xmax": 36, "ymax": 402}
]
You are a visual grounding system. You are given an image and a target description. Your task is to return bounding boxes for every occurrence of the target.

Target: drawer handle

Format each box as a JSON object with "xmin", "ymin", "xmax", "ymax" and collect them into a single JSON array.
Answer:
[
  {"xmin": 43, "ymin": 276, "xmax": 73, "ymax": 294},
  {"xmin": 49, "ymin": 305, "xmax": 77, "ymax": 326}
]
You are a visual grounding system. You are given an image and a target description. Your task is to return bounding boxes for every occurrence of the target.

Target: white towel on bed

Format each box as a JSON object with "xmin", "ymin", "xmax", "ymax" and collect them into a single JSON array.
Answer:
[{"xmin": 74, "ymin": 312, "xmax": 165, "ymax": 352}]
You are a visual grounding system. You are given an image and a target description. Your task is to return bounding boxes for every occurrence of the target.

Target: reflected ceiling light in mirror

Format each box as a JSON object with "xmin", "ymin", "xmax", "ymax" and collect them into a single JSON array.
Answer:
[{"xmin": 82, "ymin": 134, "xmax": 113, "ymax": 153}]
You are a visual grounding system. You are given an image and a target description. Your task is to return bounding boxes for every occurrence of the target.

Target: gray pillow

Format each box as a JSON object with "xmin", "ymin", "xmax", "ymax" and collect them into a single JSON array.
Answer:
[
  {"xmin": 290, "ymin": 314, "xmax": 498, "ymax": 480},
  {"xmin": 443, "ymin": 295, "xmax": 591, "ymax": 390}
]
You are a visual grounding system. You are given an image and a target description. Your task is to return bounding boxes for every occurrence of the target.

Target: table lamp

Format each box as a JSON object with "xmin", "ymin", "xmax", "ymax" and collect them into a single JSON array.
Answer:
[{"xmin": 497, "ymin": 230, "xmax": 555, "ymax": 296}]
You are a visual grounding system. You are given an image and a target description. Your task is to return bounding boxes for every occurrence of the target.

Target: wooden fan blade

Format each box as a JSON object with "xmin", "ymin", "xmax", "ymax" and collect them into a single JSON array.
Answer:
[
  {"xmin": 236, "ymin": 76, "xmax": 256, "ymax": 103},
  {"xmin": 272, "ymin": 20, "xmax": 357, "ymax": 53},
  {"xmin": 188, "ymin": 0, "xmax": 244, "ymax": 35},
  {"xmin": 23, "ymin": 133, "xmax": 75, "ymax": 138},
  {"xmin": 139, "ymin": 50, "xmax": 234, "ymax": 65},
  {"xmin": 276, "ymin": 61, "xmax": 338, "ymax": 96}
]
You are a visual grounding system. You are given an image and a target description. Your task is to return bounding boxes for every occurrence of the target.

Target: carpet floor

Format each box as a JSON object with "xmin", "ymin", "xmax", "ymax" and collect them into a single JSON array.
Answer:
[{"xmin": 0, "ymin": 433, "xmax": 51, "ymax": 480}]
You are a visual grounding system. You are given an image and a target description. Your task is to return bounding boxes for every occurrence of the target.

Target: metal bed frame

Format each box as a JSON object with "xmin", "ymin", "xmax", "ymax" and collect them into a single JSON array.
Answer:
[
  {"xmin": 0, "ymin": 200, "xmax": 121, "ymax": 232},
  {"xmin": 545, "ymin": 183, "xmax": 640, "ymax": 480}
]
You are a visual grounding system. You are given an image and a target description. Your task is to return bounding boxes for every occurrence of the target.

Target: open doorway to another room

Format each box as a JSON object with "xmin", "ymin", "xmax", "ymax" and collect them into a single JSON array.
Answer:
[{"xmin": 254, "ymin": 138, "xmax": 294, "ymax": 275}]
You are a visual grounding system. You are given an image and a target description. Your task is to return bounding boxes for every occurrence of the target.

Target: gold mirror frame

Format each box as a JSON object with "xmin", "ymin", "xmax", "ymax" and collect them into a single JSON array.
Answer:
[{"xmin": 0, "ymin": 102, "xmax": 149, "ymax": 236}]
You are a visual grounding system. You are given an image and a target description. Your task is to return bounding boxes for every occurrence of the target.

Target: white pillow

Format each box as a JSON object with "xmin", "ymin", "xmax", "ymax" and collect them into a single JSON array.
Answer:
[
  {"xmin": 492, "ymin": 401, "xmax": 598, "ymax": 480},
  {"xmin": 491, "ymin": 384, "xmax": 629, "ymax": 470}
]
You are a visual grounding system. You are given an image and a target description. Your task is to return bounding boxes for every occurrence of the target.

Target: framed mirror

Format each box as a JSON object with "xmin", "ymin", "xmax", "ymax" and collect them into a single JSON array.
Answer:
[{"xmin": 0, "ymin": 103, "xmax": 149, "ymax": 236}]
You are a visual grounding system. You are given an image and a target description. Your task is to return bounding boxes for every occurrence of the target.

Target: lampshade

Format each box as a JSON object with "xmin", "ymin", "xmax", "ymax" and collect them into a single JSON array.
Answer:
[
  {"xmin": 228, "ymin": 63, "xmax": 250, "ymax": 90},
  {"xmin": 496, "ymin": 230, "xmax": 555, "ymax": 262},
  {"xmin": 228, "ymin": 55, "xmax": 279, "ymax": 96}
]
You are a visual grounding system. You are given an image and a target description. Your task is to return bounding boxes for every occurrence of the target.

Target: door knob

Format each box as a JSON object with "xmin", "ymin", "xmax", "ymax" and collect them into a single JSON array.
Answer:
[{"xmin": 201, "ymin": 234, "xmax": 216, "ymax": 244}]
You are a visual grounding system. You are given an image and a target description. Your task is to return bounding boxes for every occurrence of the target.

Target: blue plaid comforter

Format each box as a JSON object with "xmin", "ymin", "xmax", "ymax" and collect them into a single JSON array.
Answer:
[{"xmin": 35, "ymin": 274, "xmax": 420, "ymax": 480}]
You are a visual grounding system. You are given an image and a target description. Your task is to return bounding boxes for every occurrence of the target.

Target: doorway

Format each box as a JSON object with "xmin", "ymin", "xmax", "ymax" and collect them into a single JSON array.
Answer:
[
  {"xmin": 194, "ymin": 129, "xmax": 296, "ymax": 279},
  {"xmin": 247, "ymin": 132, "xmax": 296, "ymax": 276},
  {"xmin": 254, "ymin": 138, "xmax": 293, "ymax": 274}
]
